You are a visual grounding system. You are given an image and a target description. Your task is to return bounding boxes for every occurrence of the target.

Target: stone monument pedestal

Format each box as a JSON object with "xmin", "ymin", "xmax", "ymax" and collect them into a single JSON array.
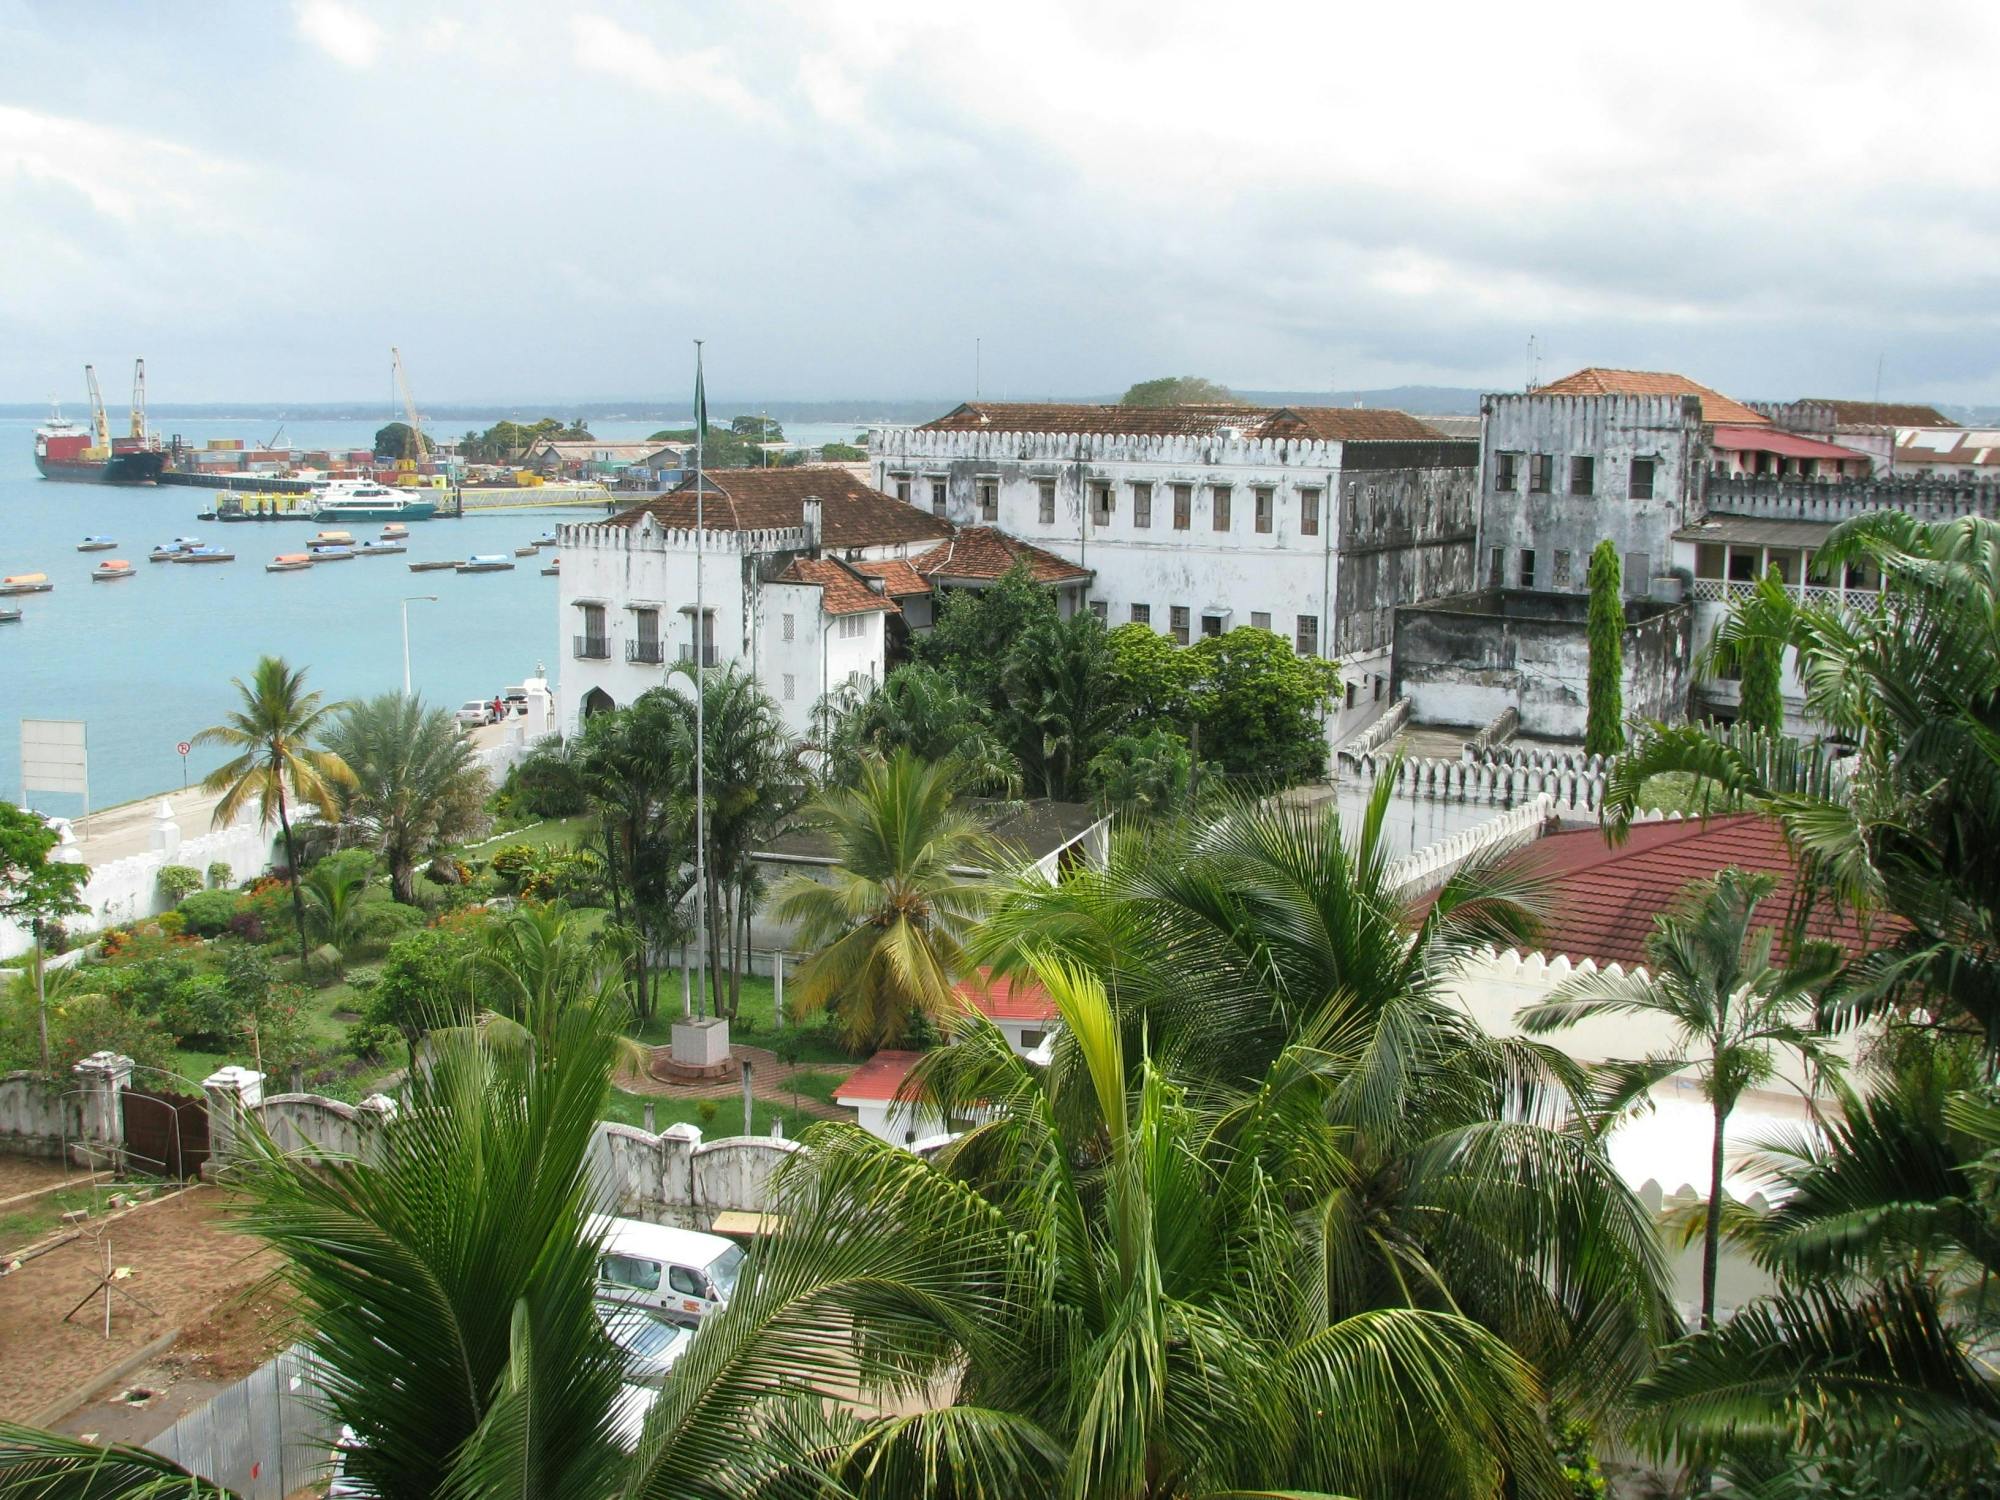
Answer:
[{"xmin": 654, "ymin": 1016, "xmax": 733, "ymax": 1081}]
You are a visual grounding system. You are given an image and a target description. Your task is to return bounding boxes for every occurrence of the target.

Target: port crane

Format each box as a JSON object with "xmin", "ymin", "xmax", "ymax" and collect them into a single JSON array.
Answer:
[
  {"xmin": 83, "ymin": 364, "xmax": 110, "ymax": 452},
  {"xmin": 390, "ymin": 347, "xmax": 426, "ymax": 476},
  {"xmin": 130, "ymin": 359, "xmax": 148, "ymax": 443}
]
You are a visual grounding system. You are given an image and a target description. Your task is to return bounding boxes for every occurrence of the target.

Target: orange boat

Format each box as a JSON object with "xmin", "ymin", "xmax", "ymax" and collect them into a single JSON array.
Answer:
[
  {"xmin": 90, "ymin": 559, "xmax": 134, "ymax": 581},
  {"xmin": 0, "ymin": 572, "xmax": 52, "ymax": 596},
  {"xmin": 266, "ymin": 553, "xmax": 314, "ymax": 573}
]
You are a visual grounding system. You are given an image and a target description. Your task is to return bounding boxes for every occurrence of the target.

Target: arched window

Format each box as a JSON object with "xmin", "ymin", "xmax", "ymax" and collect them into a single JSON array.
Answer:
[{"xmin": 581, "ymin": 687, "xmax": 616, "ymax": 719}]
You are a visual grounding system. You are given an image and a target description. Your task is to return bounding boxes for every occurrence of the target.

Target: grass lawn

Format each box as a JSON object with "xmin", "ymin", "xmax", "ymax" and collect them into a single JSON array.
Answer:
[
  {"xmin": 453, "ymin": 815, "xmax": 593, "ymax": 860},
  {"xmin": 1636, "ymin": 772, "xmax": 1735, "ymax": 817},
  {"xmin": 601, "ymin": 1086, "xmax": 805, "ymax": 1139},
  {"xmin": 0, "ymin": 1185, "xmax": 112, "ymax": 1254},
  {"xmin": 629, "ymin": 972, "xmax": 858, "ymax": 1067}
]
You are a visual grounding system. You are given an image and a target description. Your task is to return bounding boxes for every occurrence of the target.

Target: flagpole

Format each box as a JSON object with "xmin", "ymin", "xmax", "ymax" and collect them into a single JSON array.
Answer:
[{"xmin": 693, "ymin": 340, "xmax": 707, "ymax": 1021}]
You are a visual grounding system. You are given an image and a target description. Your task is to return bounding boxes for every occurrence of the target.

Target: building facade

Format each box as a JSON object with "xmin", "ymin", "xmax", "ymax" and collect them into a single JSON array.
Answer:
[
  {"xmin": 555, "ymin": 467, "xmax": 952, "ymax": 738},
  {"xmin": 871, "ymin": 402, "xmax": 1478, "ymax": 737}
]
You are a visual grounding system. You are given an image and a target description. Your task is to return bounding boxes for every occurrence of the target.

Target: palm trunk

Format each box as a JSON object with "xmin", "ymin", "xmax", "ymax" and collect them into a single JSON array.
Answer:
[
  {"xmin": 277, "ymin": 786, "xmax": 311, "ymax": 977},
  {"xmin": 1702, "ymin": 1100, "xmax": 1727, "ymax": 1330}
]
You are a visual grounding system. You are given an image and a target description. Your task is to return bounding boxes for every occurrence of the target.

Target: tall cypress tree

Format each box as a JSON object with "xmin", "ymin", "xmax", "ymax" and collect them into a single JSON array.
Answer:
[
  {"xmin": 1735, "ymin": 569, "xmax": 1785, "ymax": 737},
  {"xmin": 1585, "ymin": 541, "xmax": 1624, "ymax": 756}
]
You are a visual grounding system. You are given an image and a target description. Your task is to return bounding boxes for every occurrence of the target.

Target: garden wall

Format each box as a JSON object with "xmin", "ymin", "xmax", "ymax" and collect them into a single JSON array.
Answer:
[
  {"xmin": 0, "ymin": 1071, "xmax": 83, "ymax": 1161},
  {"xmin": 591, "ymin": 1120, "xmax": 801, "ymax": 1230}
]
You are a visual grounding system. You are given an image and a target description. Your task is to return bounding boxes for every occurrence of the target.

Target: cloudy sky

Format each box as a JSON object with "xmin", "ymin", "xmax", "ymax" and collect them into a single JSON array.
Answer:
[{"xmin": 3, "ymin": 0, "xmax": 1997, "ymax": 405}]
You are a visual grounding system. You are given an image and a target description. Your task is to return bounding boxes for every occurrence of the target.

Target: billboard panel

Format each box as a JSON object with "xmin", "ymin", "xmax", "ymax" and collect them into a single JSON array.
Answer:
[{"xmin": 21, "ymin": 718, "xmax": 89, "ymax": 811}]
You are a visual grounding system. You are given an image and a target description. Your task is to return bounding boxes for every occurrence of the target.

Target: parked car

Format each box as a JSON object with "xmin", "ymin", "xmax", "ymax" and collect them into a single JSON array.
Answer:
[
  {"xmin": 591, "ymin": 1214, "xmax": 746, "ymax": 1327},
  {"xmin": 455, "ymin": 699, "xmax": 496, "ymax": 727},
  {"xmin": 597, "ymin": 1300, "xmax": 694, "ymax": 1388}
]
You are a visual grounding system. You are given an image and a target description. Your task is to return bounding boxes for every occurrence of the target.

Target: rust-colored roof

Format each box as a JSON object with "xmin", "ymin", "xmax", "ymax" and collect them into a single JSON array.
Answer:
[
  {"xmin": 1254, "ymin": 406, "xmax": 1447, "ymax": 442},
  {"xmin": 606, "ymin": 466, "xmax": 951, "ymax": 549},
  {"xmin": 774, "ymin": 556, "xmax": 898, "ymax": 616},
  {"xmin": 1710, "ymin": 426, "xmax": 1871, "ymax": 464},
  {"xmin": 913, "ymin": 400, "xmax": 1446, "ymax": 443},
  {"xmin": 852, "ymin": 558, "xmax": 931, "ymax": 597},
  {"xmin": 954, "ymin": 966, "xmax": 1057, "ymax": 1024},
  {"xmin": 1534, "ymin": 368, "xmax": 1769, "ymax": 427},
  {"xmin": 834, "ymin": 1049, "xmax": 926, "ymax": 1103},
  {"xmin": 1800, "ymin": 399, "xmax": 1957, "ymax": 428},
  {"xmin": 1512, "ymin": 814, "xmax": 1891, "ymax": 968},
  {"xmin": 911, "ymin": 527, "xmax": 1092, "ymax": 585}
]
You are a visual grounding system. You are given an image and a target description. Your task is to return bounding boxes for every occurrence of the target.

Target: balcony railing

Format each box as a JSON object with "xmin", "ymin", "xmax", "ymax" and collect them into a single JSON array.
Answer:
[
  {"xmin": 1690, "ymin": 578, "xmax": 1878, "ymax": 608},
  {"xmin": 572, "ymin": 635, "xmax": 609, "ymax": 660},
  {"xmin": 626, "ymin": 639, "xmax": 664, "ymax": 664}
]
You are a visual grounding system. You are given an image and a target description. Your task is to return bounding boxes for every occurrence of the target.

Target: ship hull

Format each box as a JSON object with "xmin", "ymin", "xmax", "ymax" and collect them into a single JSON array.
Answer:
[{"xmin": 35, "ymin": 451, "xmax": 167, "ymax": 485}]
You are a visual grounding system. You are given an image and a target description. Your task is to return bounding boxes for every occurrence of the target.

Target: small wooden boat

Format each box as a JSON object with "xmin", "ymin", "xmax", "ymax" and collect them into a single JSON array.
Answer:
[
  {"xmin": 77, "ymin": 536, "xmax": 116, "ymax": 552},
  {"xmin": 457, "ymin": 554, "xmax": 515, "ymax": 573},
  {"xmin": 0, "ymin": 572, "xmax": 53, "ymax": 595},
  {"xmin": 0, "ymin": 608, "xmax": 20, "ymax": 624},
  {"xmin": 359, "ymin": 540, "xmax": 407, "ymax": 556},
  {"xmin": 266, "ymin": 553, "xmax": 314, "ymax": 573},
  {"xmin": 540, "ymin": 558, "xmax": 559, "ymax": 576},
  {"xmin": 379, "ymin": 523, "xmax": 410, "ymax": 540},
  {"xmin": 90, "ymin": 559, "xmax": 135, "ymax": 581},
  {"xmin": 309, "ymin": 530, "xmax": 356, "ymax": 551},
  {"xmin": 171, "ymin": 547, "xmax": 235, "ymax": 564},
  {"xmin": 310, "ymin": 546, "xmax": 356, "ymax": 562},
  {"xmin": 533, "ymin": 532, "xmax": 558, "ymax": 547},
  {"xmin": 513, "ymin": 545, "xmax": 539, "ymax": 558},
  {"xmin": 408, "ymin": 559, "xmax": 461, "ymax": 573}
]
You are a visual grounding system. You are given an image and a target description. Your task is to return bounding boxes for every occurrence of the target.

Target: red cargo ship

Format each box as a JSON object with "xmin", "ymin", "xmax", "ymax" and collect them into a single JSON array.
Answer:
[{"xmin": 34, "ymin": 416, "xmax": 167, "ymax": 484}]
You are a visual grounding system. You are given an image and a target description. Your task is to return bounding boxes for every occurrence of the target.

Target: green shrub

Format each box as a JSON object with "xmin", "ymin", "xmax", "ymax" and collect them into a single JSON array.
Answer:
[
  {"xmin": 205, "ymin": 862, "xmax": 232, "ymax": 890},
  {"xmin": 0, "ymin": 986, "xmax": 173, "ymax": 1077},
  {"xmin": 696, "ymin": 1098, "xmax": 719, "ymax": 1128},
  {"xmin": 366, "ymin": 926, "xmax": 474, "ymax": 1055},
  {"xmin": 159, "ymin": 973, "xmax": 242, "ymax": 1049},
  {"xmin": 154, "ymin": 911, "xmax": 186, "ymax": 939},
  {"xmin": 177, "ymin": 889, "xmax": 242, "ymax": 938},
  {"xmin": 359, "ymin": 902, "xmax": 427, "ymax": 942},
  {"xmin": 156, "ymin": 865, "xmax": 203, "ymax": 902},
  {"xmin": 489, "ymin": 844, "xmax": 539, "ymax": 894},
  {"xmin": 344, "ymin": 1019, "xmax": 403, "ymax": 1063}
]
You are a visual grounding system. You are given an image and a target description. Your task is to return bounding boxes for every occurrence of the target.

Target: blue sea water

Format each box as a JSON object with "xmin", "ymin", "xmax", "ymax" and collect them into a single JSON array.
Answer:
[{"xmin": 0, "ymin": 413, "xmax": 873, "ymax": 813}]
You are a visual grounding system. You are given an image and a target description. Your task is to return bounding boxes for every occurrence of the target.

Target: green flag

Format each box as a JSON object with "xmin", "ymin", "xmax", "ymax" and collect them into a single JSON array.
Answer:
[{"xmin": 694, "ymin": 343, "xmax": 706, "ymax": 437}]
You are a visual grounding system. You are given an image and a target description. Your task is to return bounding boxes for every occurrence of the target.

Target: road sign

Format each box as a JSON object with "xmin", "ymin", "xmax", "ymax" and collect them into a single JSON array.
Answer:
[
  {"xmin": 176, "ymin": 740, "xmax": 191, "ymax": 756},
  {"xmin": 177, "ymin": 740, "xmax": 192, "ymax": 791}
]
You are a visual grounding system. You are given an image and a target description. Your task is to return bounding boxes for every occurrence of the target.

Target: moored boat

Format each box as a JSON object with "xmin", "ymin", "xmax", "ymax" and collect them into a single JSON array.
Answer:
[
  {"xmin": 266, "ymin": 553, "xmax": 314, "ymax": 573},
  {"xmin": 311, "ymin": 546, "xmax": 357, "ymax": 562},
  {"xmin": 513, "ymin": 544, "xmax": 539, "ymax": 557},
  {"xmin": 408, "ymin": 559, "xmax": 461, "ymax": 572},
  {"xmin": 171, "ymin": 547, "xmax": 234, "ymax": 564},
  {"xmin": 90, "ymin": 559, "xmax": 135, "ymax": 581},
  {"xmin": 77, "ymin": 535, "xmax": 116, "ymax": 552},
  {"xmin": 0, "ymin": 572, "xmax": 53, "ymax": 595},
  {"xmin": 379, "ymin": 523, "xmax": 410, "ymax": 539},
  {"xmin": 309, "ymin": 480, "xmax": 439, "ymax": 523},
  {"xmin": 541, "ymin": 557, "xmax": 559, "ymax": 576},
  {"xmin": 457, "ymin": 554, "xmax": 515, "ymax": 573},
  {"xmin": 309, "ymin": 530, "xmax": 356, "ymax": 550},
  {"xmin": 357, "ymin": 540, "xmax": 406, "ymax": 556},
  {"xmin": 534, "ymin": 531, "xmax": 557, "ymax": 547},
  {"xmin": 0, "ymin": 608, "xmax": 20, "ymax": 624}
]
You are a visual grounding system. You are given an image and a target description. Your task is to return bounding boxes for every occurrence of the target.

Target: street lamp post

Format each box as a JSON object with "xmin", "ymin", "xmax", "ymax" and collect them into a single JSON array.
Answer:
[{"xmin": 402, "ymin": 594, "xmax": 439, "ymax": 697}]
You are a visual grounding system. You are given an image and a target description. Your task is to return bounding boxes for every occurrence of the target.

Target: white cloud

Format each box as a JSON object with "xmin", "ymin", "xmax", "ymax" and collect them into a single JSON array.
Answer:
[
  {"xmin": 0, "ymin": 104, "xmax": 248, "ymax": 222},
  {"xmin": 295, "ymin": 0, "xmax": 383, "ymax": 68},
  {"xmin": 569, "ymin": 14, "xmax": 777, "ymax": 128}
]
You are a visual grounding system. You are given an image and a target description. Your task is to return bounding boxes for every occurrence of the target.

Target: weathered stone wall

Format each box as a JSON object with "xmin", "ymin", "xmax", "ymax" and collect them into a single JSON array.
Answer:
[
  {"xmin": 1391, "ymin": 589, "xmax": 1693, "ymax": 737},
  {"xmin": 590, "ymin": 1120, "xmax": 803, "ymax": 1230},
  {"xmin": 0, "ymin": 1071, "xmax": 82, "ymax": 1160},
  {"xmin": 258, "ymin": 1093, "xmax": 367, "ymax": 1161},
  {"xmin": 1333, "ymin": 456, "xmax": 1477, "ymax": 656}
]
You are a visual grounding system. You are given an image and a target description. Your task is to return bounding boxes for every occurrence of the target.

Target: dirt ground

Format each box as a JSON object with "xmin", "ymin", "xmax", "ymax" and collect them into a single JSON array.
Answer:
[
  {"xmin": 0, "ymin": 1157, "xmax": 105, "ymax": 1203},
  {"xmin": 0, "ymin": 1187, "xmax": 279, "ymax": 1424}
]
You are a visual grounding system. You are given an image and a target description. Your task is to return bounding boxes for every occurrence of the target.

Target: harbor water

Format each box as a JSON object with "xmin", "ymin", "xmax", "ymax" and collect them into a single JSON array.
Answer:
[{"xmin": 0, "ymin": 414, "xmax": 872, "ymax": 813}]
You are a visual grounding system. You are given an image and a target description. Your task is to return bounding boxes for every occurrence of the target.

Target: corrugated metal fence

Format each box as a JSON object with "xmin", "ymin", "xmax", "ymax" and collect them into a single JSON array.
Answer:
[{"xmin": 146, "ymin": 1344, "xmax": 339, "ymax": 1499}]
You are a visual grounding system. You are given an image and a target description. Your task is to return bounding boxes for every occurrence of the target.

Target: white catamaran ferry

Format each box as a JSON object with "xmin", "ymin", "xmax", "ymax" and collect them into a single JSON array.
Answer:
[{"xmin": 308, "ymin": 480, "xmax": 440, "ymax": 522}]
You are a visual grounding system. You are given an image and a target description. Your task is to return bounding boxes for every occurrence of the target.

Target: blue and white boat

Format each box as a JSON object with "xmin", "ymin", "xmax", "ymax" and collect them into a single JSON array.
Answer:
[
  {"xmin": 76, "ymin": 535, "xmax": 116, "ymax": 552},
  {"xmin": 457, "ymin": 554, "xmax": 515, "ymax": 573}
]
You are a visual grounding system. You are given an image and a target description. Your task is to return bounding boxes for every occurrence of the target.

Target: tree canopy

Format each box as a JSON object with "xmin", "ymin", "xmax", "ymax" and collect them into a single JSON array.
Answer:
[
  {"xmin": 1119, "ymin": 375, "xmax": 1241, "ymax": 406},
  {"xmin": 372, "ymin": 421, "xmax": 433, "ymax": 461}
]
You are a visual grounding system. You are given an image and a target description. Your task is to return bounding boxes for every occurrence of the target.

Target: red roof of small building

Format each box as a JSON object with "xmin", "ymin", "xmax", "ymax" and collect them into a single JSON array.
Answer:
[
  {"xmin": 954, "ymin": 967, "xmax": 1058, "ymax": 1024},
  {"xmin": 606, "ymin": 466, "xmax": 951, "ymax": 550},
  {"xmin": 1534, "ymin": 368, "xmax": 1769, "ymax": 427},
  {"xmin": 913, "ymin": 401, "xmax": 1447, "ymax": 443},
  {"xmin": 774, "ymin": 556, "xmax": 898, "ymax": 615},
  {"xmin": 1514, "ymin": 814, "xmax": 1890, "ymax": 968},
  {"xmin": 1711, "ymin": 426, "xmax": 1869, "ymax": 465},
  {"xmin": 834, "ymin": 1049, "xmax": 926, "ymax": 1103},
  {"xmin": 912, "ymin": 527, "xmax": 1092, "ymax": 585},
  {"xmin": 853, "ymin": 558, "xmax": 931, "ymax": 597}
]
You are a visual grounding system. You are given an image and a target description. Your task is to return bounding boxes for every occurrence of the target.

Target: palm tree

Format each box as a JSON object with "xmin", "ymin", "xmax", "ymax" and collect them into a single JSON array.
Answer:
[
  {"xmin": 323, "ymin": 693, "xmax": 489, "ymax": 905},
  {"xmin": 1604, "ymin": 511, "xmax": 2000, "ymax": 1050},
  {"xmin": 999, "ymin": 609, "xmax": 1128, "ymax": 799},
  {"xmin": 300, "ymin": 857, "xmax": 370, "ymax": 961},
  {"xmin": 782, "ymin": 958, "xmax": 1665, "ymax": 1497},
  {"xmin": 825, "ymin": 664, "xmax": 1021, "ymax": 793},
  {"xmin": 193, "ymin": 656, "xmax": 353, "ymax": 976},
  {"xmin": 774, "ymin": 750, "xmax": 999, "ymax": 1051},
  {"xmin": 1520, "ymin": 866, "xmax": 1843, "ymax": 1328},
  {"xmin": 467, "ymin": 901, "xmax": 646, "ymax": 1074}
]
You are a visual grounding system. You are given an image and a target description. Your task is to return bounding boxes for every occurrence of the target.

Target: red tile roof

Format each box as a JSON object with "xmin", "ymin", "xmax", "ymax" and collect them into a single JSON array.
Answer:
[
  {"xmin": 1514, "ymin": 814, "xmax": 1890, "ymax": 968},
  {"xmin": 1799, "ymin": 399, "xmax": 1957, "ymax": 428},
  {"xmin": 1711, "ymin": 426, "xmax": 1871, "ymax": 464},
  {"xmin": 606, "ymin": 466, "xmax": 951, "ymax": 550},
  {"xmin": 912, "ymin": 527, "xmax": 1092, "ymax": 585},
  {"xmin": 774, "ymin": 556, "xmax": 898, "ymax": 616},
  {"xmin": 914, "ymin": 401, "xmax": 1446, "ymax": 442},
  {"xmin": 954, "ymin": 967, "xmax": 1057, "ymax": 1024},
  {"xmin": 852, "ymin": 558, "xmax": 931, "ymax": 597},
  {"xmin": 834, "ymin": 1049, "xmax": 926, "ymax": 1103},
  {"xmin": 1534, "ymin": 368, "xmax": 1769, "ymax": 427}
]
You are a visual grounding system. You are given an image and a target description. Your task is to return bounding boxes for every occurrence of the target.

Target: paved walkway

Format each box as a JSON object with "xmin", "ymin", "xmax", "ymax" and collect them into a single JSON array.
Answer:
[
  {"xmin": 617, "ymin": 1043, "xmax": 852, "ymax": 1122},
  {"xmin": 67, "ymin": 785, "xmax": 234, "ymax": 863}
]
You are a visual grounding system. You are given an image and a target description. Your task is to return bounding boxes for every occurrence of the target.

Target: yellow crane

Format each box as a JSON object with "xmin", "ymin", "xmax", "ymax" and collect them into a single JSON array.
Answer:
[
  {"xmin": 83, "ymin": 363, "xmax": 109, "ymax": 453},
  {"xmin": 390, "ymin": 346, "xmax": 426, "ymax": 482},
  {"xmin": 129, "ymin": 358, "xmax": 148, "ymax": 443}
]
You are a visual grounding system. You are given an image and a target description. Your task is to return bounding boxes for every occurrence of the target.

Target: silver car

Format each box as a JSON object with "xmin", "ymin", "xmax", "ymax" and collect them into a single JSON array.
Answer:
[{"xmin": 597, "ymin": 1301, "xmax": 694, "ymax": 1388}]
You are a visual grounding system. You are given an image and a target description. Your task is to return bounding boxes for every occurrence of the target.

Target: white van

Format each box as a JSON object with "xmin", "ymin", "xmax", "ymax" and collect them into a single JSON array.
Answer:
[{"xmin": 590, "ymin": 1214, "xmax": 747, "ymax": 1327}]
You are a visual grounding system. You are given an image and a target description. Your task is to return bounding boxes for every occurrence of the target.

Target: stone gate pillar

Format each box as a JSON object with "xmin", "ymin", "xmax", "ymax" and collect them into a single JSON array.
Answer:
[
  {"xmin": 202, "ymin": 1065, "xmax": 265, "ymax": 1164},
  {"xmin": 71, "ymin": 1050, "xmax": 133, "ymax": 1169}
]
